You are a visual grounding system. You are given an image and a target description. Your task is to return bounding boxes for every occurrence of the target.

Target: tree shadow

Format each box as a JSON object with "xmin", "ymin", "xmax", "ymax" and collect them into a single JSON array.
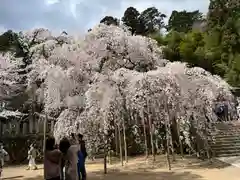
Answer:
[
  {"xmin": 6, "ymin": 171, "xmax": 203, "ymax": 180},
  {"xmin": 2, "ymin": 176, "xmax": 24, "ymax": 180},
  {"xmin": 116, "ymin": 155, "xmax": 231, "ymax": 172},
  {"xmin": 178, "ymin": 156, "xmax": 231, "ymax": 169},
  {"xmin": 22, "ymin": 175, "xmax": 43, "ymax": 180},
  {"xmin": 88, "ymin": 169, "xmax": 203, "ymax": 180}
]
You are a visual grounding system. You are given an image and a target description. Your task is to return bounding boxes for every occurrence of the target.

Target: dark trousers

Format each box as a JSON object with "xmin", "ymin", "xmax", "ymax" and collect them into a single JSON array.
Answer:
[
  {"xmin": 46, "ymin": 176, "xmax": 61, "ymax": 180},
  {"xmin": 78, "ymin": 163, "xmax": 86, "ymax": 180}
]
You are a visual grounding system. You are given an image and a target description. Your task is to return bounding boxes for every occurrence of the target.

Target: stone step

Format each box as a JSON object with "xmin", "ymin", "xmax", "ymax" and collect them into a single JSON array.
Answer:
[
  {"xmin": 209, "ymin": 122, "xmax": 240, "ymax": 158},
  {"xmin": 215, "ymin": 152, "xmax": 240, "ymax": 157},
  {"xmin": 210, "ymin": 141, "xmax": 240, "ymax": 146},
  {"xmin": 214, "ymin": 151, "xmax": 240, "ymax": 157},
  {"xmin": 212, "ymin": 128, "xmax": 240, "ymax": 132},
  {"xmin": 214, "ymin": 129, "xmax": 240, "ymax": 132},
  {"xmin": 212, "ymin": 132, "xmax": 240, "ymax": 136},
  {"xmin": 214, "ymin": 148, "xmax": 240, "ymax": 153},
  {"xmin": 211, "ymin": 136, "xmax": 240, "ymax": 141},
  {"xmin": 211, "ymin": 141, "xmax": 240, "ymax": 146},
  {"xmin": 213, "ymin": 136, "xmax": 240, "ymax": 140},
  {"xmin": 213, "ymin": 124, "xmax": 240, "ymax": 129},
  {"xmin": 213, "ymin": 136, "xmax": 240, "ymax": 139},
  {"xmin": 211, "ymin": 145, "xmax": 240, "ymax": 150},
  {"xmin": 213, "ymin": 130, "xmax": 240, "ymax": 132},
  {"xmin": 212, "ymin": 128, "xmax": 240, "ymax": 131},
  {"xmin": 210, "ymin": 131, "xmax": 240, "ymax": 136}
]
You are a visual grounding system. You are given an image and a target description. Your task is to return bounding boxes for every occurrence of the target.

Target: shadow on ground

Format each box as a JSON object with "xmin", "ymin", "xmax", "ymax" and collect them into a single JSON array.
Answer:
[
  {"xmin": 22, "ymin": 176, "xmax": 43, "ymax": 180},
  {"xmin": 2, "ymin": 176, "xmax": 24, "ymax": 180},
  {"xmin": 176, "ymin": 156, "xmax": 231, "ymax": 169},
  {"xmin": 88, "ymin": 169, "xmax": 203, "ymax": 180},
  {"xmin": 2, "ymin": 155, "xmax": 233, "ymax": 180},
  {"xmin": 20, "ymin": 170, "xmax": 203, "ymax": 180},
  {"xmin": 2, "ymin": 176, "xmax": 43, "ymax": 180},
  {"xmin": 111, "ymin": 155, "xmax": 231, "ymax": 172}
]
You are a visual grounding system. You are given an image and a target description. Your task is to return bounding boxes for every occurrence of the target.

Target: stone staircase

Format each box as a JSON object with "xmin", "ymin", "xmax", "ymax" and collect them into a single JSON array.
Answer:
[{"xmin": 210, "ymin": 121, "xmax": 240, "ymax": 157}]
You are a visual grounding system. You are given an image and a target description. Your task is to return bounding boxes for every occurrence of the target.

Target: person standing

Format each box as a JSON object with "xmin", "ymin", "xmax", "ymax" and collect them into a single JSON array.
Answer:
[
  {"xmin": 26, "ymin": 144, "xmax": 37, "ymax": 170},
  {"xmin": 0, "ymin": 143, "xmax": 9, "ymax": 178},
  {"xmin": 70, "ymin": 133, "xmax": 78, "ymax": 145},
  {"xmin": 44, "ymin": 137, "xmax": 62, "ymax": 180},
  {"xmin": 59, "ymin": 137, "xmax": 79, "ymax": 180},
  {"xmin": 77, "ymin": 134, "xmax": 87, "ymax": 180}
]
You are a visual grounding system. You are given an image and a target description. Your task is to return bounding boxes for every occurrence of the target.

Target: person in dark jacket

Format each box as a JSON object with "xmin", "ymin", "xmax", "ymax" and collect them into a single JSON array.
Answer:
[
  {"xmin": 77, "ymin": 134, "xmax": 87, "ymax": 180},
  {"xmin": 78, "ymin": 134, "xmax": 87, "ymax": 159}
]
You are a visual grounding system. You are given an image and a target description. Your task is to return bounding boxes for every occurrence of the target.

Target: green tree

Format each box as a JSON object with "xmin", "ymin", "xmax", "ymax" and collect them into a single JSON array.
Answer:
[
  {"xmin": 206, "ymin": 0, "xmax": 240, "ymax": 85},
  {"xmin": 138, "ymin": 7, "xmax": 166, "ymax": 35},
  {"xmin": 162, "ymin": 31, "xmax": 183, "ymax": 62},
  {"xmin": 168, "ymin": 10, "xmax": 203, "ymax": 33},
  {"xmin": 100, "ymin": 16, "xmax": 119, "ymax": 26},
  {"xmin": 150, "ymin": 32, "xmax": 167, "ymax": 46},
  {"xmin": 225, "ymin": 54, "xmax": 240, "ymax": 87},
  {"xmin": 122, "ymin": 7, "xmax": 140, "ymax": 35}
]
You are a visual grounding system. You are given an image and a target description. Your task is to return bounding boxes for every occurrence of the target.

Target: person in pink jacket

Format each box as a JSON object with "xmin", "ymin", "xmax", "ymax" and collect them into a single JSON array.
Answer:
[{"xmin": 44, "ymin": 137, "xmax": 62, "ymax": 180}]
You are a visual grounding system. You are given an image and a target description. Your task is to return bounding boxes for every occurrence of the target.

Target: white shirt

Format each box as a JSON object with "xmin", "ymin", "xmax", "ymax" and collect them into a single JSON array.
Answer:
[{"xmin": 65, "ymin": 145, "xmax": 80, "ymax": 180}]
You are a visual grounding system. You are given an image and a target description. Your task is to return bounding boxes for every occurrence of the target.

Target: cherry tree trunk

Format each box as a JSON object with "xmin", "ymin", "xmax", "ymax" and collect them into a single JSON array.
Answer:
[
  {"xmin": 196, "ymin": 117, "xmax": 200, "ymax": 158},
  {"xmin": 140, "ymin": 109, "xmax": 148, "ymax": 159},
  {"xmin": 164, "ymin": 98, "xmax": 171, "ymax": 170},
  {"xmin": 104, "ymin": 146, "xmax": 107, "ymax": 174},
  {"xmin": 165, "ymin": 119, "xmax": 171, "ymax": 170},
  {"xmin": 122, "ymin": 120, "xmax": 128, "ymax": 163},
  {"xmin": 114, "ymin": 123, "xmax": 119, "ymax": 156},
  {"xmin": 155, "ymin": 138, "xmax": 159, "ymax": 154},
  {"xmin": 150, "ymin": 122, "xmax": 156, "ymax": 161},
  {"xmin": 169, "ymin": 132, "xmax": 176, "ymax": 161},
  {"xmin": 118, "ymin": 125, "xmax": 123, "ymax": 166},
  {"xmin": 176, "ymin": 119, "xmax": 184, "ymax": 158},
  {"xmin": 147, "ymin": 103, "xmax": 155, "ymax": 161},
  {"xmin": 108, "ymin": 150, "xmax": 112, "ymax": 165},
  {"xmin": 204, "ymin": 115, "xmax": 210, "ymax": 161},
  {"xmin": 148, "ymin": 115, "xmax": 156, "ymax": 161},
  {"xmin": 143, "ymin": 121, "xmax": 148, "ymax": 158}
]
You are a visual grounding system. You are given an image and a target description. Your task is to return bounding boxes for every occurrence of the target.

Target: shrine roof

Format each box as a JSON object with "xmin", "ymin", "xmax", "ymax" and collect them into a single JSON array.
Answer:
[{"xmin": 0, "ymin": 110, "xmax": 26, "ymax": 120}]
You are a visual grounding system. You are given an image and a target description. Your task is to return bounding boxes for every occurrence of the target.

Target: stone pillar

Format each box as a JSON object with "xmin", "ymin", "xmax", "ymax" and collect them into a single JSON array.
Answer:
[
  {"xmin": 15, "ymin": 120, "xmax": 20, "ymax": 134},
  {"xmin": 23, "ymin": 122, "xmax": 27, "ymax": 134},
  {"xmin": 29, "ymin": 118, "xmax": 33, "ymax": 134},
  {"xmin": 46, "ymin": 121, "xmax": 49, "ymax": 133},
  {"xmin": 33, "ymin": 119, "xmax": 36, "ymax": 133},
  {"xmin": 51, "ymin": 121, "xmax": 55, "ymax": 133},
  {"xmin": 2, "ymin": 124, "xmax": 6, "ymax": 135},
  {"xmin": 5, "ymin": 122, "xmax": 10, "ymax": 135},
  {"xmin": 39, "ymin": 120, "xmax": 44, "ymax": 133},
  {"xmin": 35, "ymin": 119, "xmax": 39, "ymax": 133},
  {"xmin": 8, "ymin": 122, "xmax": 12, "ymax": 135},
  {"xmin": 0, "ymin": 120, "xmax": 2, "ymax": 136}
]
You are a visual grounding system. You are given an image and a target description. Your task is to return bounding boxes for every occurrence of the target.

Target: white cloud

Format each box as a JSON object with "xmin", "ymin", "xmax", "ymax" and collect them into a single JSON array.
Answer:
[
  {"xmin": 0, "ymin": 0, "xmax": 210, "ymax": 33},
  {"xmin": 0, "ymin": 26, "xmax": 7, "ymax": 34},
  {"xmin": 45, "ymin": 0, "xmax": 60, "ymax": 5}
]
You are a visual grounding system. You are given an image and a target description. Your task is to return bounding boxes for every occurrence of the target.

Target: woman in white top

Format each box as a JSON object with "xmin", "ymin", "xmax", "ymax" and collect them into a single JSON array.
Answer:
[
  {"xmin": 0, "ymin": 144, "xmax": 9, "ymax": 178},
  {"xmin": 59, "ymin": 137, "xmax": 81, "ymax": 180},
  {"xmin": 27, "ymin": 144, "xmax": 38, "ymax": 170}
]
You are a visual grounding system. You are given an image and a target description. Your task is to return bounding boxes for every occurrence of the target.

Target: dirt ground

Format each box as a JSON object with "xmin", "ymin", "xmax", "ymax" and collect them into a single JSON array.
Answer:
[{"xmin": 1, "ymin": 155, "xmax": 239, "ymax": 180}]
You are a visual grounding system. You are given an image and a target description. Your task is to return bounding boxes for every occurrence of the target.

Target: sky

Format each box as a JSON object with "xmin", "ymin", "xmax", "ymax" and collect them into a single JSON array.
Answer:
[{"xmin": 0, "ymin": 0, "xmax": 210, "ymax": 34}]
